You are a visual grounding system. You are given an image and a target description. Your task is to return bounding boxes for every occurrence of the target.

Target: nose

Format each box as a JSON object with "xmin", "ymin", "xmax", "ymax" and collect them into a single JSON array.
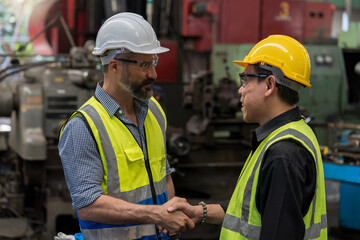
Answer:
[
  {"xmin": 146, "ymin": 66, "xmax": 157, "ymax": 79},
  {"xmin": 238, "ymin": 86, "xmax": 243, "ymax": 95}
]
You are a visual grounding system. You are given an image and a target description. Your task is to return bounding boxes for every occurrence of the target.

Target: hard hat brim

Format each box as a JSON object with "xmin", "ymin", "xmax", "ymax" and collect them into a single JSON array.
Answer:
[
  {"xmin": 233, "ymin": 60, "xmax": 248, "ymax": 68},
  {"xmin": 93, "ymin": 46, "xmax": 170, "ymax": 56},
  {"xmin": 133, "ymin": 46, "xmax": 169, "ymax": 54}
]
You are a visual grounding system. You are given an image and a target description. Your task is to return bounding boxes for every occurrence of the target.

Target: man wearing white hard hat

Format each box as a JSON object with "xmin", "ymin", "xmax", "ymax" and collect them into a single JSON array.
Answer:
[{"xmin": 58, "ymin": 12, "xmax": 194, "ymax": 240}]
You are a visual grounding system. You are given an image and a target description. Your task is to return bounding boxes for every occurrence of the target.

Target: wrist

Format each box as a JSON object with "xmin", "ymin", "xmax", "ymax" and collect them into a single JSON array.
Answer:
[
  {"xmin": 146, "ymin": 205, "xmax": 162, "ymax": 225},
  {"xmin": 193, "ymin": 205, "xmax": 204, "ymax": 224},
  {"xmin": 198, "ymin": 201, "xmax": 207, "ymax": 225}
]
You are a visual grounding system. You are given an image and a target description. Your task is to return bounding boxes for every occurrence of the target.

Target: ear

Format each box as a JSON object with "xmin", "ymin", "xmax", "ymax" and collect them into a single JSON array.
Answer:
[
  {"xmin": 264, "ymin": 75, "xmax": 276, "ymax": 97},
  {"xmin": 108, "ymin": 59, "xmax": 119, "ymax": 72}
]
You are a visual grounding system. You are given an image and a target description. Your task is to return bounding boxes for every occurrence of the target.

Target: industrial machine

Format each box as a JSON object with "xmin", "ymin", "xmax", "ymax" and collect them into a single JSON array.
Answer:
[
  {"xmin": 322, "ymin": 123, "xmax": 360, "ymax": 238},
  {"xmin": 319, "ymin": 21, "xmax": 360, "ymax": 237},
  {"xmin": 0, "ymin": 19, "xmax": 102, "ymax": 239}
]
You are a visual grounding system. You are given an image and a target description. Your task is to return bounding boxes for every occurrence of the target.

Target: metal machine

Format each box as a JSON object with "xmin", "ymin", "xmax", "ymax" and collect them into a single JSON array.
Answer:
[
  {"xmin": 0, "ymin": 40, "xmax": 101, "ymax": 240},
  {"xmin": 0, "ymin": 0, "xmax": 108, "ymax": 237},
  {"xmin": 319, "ymin": 21, "xmax": 360, "ymax": 236}
]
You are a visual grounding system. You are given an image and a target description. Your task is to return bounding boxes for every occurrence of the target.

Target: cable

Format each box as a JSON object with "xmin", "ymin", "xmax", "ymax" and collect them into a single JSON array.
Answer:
[{"xmin": 0, "ymin": 61, "xmax": 57, "ymax": 82}]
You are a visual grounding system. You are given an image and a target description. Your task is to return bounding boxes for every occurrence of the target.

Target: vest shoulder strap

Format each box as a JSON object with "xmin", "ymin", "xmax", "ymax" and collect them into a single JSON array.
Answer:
[{"xmin": 148, "ymin": 97, "xmax": 166, "ymax": 141}]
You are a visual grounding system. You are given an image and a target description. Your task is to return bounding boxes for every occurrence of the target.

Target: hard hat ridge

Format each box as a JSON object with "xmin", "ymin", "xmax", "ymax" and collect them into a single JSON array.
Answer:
[{"xmin": 92, "ymin": 12, "xmax": 169, "ymax": 65}]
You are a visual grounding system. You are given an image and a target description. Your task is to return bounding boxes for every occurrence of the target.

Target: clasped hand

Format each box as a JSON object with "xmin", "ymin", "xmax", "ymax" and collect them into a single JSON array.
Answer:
[{"xmin": 156, "ymin": 197, "xmax": 200, "ymax": 236}]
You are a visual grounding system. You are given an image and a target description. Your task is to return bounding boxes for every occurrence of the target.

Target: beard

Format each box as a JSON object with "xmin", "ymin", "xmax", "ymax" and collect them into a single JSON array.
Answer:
[{"xmin": 120, "ymin": 68, "xmax": 155, "ymax": 101}]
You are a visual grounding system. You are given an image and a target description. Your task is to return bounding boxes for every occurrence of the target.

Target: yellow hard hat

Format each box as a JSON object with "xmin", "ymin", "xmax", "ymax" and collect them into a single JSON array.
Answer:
[{"xmin": 234, "ymin": 35, "xmax": 311, "ymax": 87}]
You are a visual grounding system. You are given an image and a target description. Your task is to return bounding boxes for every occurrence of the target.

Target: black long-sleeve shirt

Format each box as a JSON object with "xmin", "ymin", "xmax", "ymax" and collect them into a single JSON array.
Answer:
[
  {"xmin": 254, "ymin": 107, "xmax": 316, "ymax": 240},
  {"xmin": 220, "ymin": 107, "xmax": 317, "ymax": 240}
]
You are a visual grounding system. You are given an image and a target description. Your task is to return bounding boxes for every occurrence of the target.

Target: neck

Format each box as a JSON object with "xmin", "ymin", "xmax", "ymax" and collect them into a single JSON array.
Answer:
[
  {"xmin": 259, "ymin": 98, "xmax": 295, "ymax": 126},
  {"xmin": 102, "ymin": 77, "xmax": 135, "ymax": 115}
]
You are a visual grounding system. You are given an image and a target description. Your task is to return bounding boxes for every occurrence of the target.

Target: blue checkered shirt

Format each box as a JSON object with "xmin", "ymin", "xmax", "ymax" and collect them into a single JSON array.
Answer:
[{"xmin": 58, "ymin": 82, "xmax": 173, "ymax": 210}]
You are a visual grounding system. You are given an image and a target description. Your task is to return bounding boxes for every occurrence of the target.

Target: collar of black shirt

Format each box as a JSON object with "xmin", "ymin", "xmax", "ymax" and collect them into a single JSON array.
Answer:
[{"xmin": 251, "ymin": 107, "xmax": 303, "ymax": 150}]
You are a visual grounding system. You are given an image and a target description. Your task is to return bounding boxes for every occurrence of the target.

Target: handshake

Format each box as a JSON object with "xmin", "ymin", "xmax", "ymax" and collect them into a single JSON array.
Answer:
[{"xmin": 156, "ymin": 197, "xmax": 224, "ymax": 236}]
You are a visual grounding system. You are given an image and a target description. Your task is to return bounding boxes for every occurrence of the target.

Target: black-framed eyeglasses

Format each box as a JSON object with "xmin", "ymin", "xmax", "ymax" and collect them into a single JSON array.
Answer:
[
  {"xmin": 114, "ymin": 56, "xmax": 159, "ymax": 71},
  {"xmin": 239, "ymin": 73, "xmax": 269, "ymax": 88}
]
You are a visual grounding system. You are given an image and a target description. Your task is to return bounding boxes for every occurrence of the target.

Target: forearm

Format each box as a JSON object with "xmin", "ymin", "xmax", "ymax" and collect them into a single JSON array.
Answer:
[
  {"xmin": 77, "ymin": 194, "xmax": 195, "ymax": 234},
  {"xmin": 205, "ymin": 204, "xmax": 226, "ymax": 224},
  {"xmin": 77, "ymin": 195, "xmax": 161, "ymax": 225},
  {"xmin": 192, "ymin": 204, "xmax": 225, "ymax": 225},
  {"xmin": 166, "ymin": 175, "xmax": 175, "ymax": 199}
]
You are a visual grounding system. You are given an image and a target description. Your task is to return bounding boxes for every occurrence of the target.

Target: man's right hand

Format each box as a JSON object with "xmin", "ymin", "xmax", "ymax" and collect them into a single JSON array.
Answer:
[
  {"xmin": 156, "ymin": 197, "xmax": 195, "ymax": 234},
  {"xmin": 167, "ymin": 201, "xmax": 203, "ymax": 224}
]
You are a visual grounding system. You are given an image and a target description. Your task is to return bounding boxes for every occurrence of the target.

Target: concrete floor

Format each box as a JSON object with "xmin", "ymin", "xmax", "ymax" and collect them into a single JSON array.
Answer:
[{"xmin": 328, "ymin": 201, "xmax": 360, "ymax": 240}]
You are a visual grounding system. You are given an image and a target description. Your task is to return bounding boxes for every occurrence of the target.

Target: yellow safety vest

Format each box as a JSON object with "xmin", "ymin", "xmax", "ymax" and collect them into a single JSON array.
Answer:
[
  {"xmin": 220, "ymin": 119, "xmax": 327, "ymax": 240},
  {"xmin": 59, "ymin": 96, "xmax": 168, "ymax": 240}
]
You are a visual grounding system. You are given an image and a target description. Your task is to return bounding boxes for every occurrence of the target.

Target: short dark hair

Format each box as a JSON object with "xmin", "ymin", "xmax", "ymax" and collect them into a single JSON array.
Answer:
[
  {"xmin": 254, "ymin": 63, "xmax": 299, "ymax": 105},
  {"xmin": 102, "ymin": 65, "xmax": 109, "ymax": 73}
]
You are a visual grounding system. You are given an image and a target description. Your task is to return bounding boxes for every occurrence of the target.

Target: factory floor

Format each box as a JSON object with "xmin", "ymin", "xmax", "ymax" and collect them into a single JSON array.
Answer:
[{"xmin": 327, "ymin": 201, "xmax": 360, "ymax": 240}]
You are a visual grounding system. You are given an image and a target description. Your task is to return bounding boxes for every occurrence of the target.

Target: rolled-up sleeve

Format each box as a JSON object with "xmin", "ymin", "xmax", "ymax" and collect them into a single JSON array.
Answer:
[{"xmin": 58, "ymin": 117, "xmax": 104, "ymax": 210}]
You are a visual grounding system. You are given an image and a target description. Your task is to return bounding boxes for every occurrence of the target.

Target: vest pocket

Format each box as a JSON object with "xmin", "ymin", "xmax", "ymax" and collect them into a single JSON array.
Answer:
[{"xmin": 121, "ymin": 145, "xmax": 148, "ymax": 191}]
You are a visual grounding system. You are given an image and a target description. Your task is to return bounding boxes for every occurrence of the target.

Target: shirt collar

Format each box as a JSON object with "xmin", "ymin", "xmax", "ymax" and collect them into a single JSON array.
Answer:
[
  {"xmin": 252, "ymin": 107, "xmax": 303, "ymax": 149},
  {"xmin": 94, "ymin": 81, "xmax": 149, "ymax": 119},
  {"xmin": 95, "ymin": 81, "xmax": 120, "ymax": 118}
]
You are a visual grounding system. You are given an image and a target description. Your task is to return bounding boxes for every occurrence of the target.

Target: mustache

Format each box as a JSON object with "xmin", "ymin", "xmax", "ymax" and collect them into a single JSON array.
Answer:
[{"xmin": 140, "ymin": 78, "xmax": 155, "ymax": 87}]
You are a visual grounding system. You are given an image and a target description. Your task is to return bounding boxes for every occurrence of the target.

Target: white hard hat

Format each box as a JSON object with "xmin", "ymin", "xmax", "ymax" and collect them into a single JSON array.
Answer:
[{"xmin": 92, "ymin": 12, "xmax": 169, "ymax": 62}]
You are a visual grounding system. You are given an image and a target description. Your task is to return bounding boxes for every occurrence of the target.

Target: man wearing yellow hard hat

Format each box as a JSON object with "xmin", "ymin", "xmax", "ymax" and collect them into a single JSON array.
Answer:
[{"xmin": 166, "ymin": 35, "xmax": 327, "ymax": 240}]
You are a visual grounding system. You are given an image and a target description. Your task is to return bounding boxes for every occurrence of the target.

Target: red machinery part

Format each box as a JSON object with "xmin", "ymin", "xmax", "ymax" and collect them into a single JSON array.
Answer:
[
  {"xmin": 182, "ymin": 0, "xmax": 262, "ymax": 49},
  {"xmin": 261, "ymin": 0, "xmax": 305, "ymax": 43},
  {"xmin": 304, "ymin": 1, "xmax": 334, "ymax": 40},
  {"xmin": 76, "ymin": 11, "xmax": 87, "ymax": 46},
  {"xmin": 216, "ymin": 0, "xmax": 261, "ymax": 44},
  {"xmin": 156, "ymin": 40, "xmax": 178, "ymax": 83},
  {"xmin": 28, "ymin": 0, "xmax": 60, "ymax": 55},
  {"xmin": 261, "ymin": 0, "xmax": 334, "ymax": 43},
  {"xmin": 28, "ymin": 0, "xmax": 79, "ymax": 55},
  {"xmin": 182, "ymin": 0, "xmax": 214, "ymax": 51}
]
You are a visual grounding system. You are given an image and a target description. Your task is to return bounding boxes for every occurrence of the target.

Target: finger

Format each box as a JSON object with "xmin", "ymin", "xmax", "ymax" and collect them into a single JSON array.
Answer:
[
  {"xmin": 167, "ymin": 202, "xmax": 186, "ymax": 213},
  {"xmin": 186, "ymin": 217, "xmax": 196, "ymax": 229},
  {"xmin": 171, "ymin": 196, "xmax": 187, "ymax": 203},
  {"xmin": 156, "ymin": 224, "xmax": 163, "ymax": 232},
  {"xmin": 161, "ymin": 228, "xmax": 168, "ymax": 236},
  {"xmin": 156, "ymin": 224, "xmax": 168, "ymax": 236},
  {"xmin": 180, "ymin": 214, "xmax": 193, "ymax": 232}
]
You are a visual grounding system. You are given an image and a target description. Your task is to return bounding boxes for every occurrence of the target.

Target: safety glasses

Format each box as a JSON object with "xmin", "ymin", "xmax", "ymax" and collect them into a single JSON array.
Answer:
[
  {"xmin": 114, "ymin": 56, "xmax": 159, "ymax": 71},
  {"xmin": 239, "ymin": 73, "xmax": 268, "ymax": 88}
]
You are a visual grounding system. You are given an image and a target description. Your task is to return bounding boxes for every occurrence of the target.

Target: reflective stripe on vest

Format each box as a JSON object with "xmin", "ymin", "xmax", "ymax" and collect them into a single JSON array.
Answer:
[
  {"xmin": 81, "ymin": 223, "xmax": 156, "ymax": 240},
  {"xmin": 148, "ymin": 98, "xmax": 166, "ymax": 146},
  {"xmin": 61, "ymin": 97, "xmax": 168, "ymax": 240},
  {"xmin": 221, "ymin": 126, "xmax": 327, "ymax": 240}
]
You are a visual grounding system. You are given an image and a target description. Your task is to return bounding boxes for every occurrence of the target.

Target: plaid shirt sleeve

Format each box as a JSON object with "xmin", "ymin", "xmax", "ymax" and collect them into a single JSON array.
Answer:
[{"xmin": 58, "ymin": 117, "xmax": 104, "ymax": 210}]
